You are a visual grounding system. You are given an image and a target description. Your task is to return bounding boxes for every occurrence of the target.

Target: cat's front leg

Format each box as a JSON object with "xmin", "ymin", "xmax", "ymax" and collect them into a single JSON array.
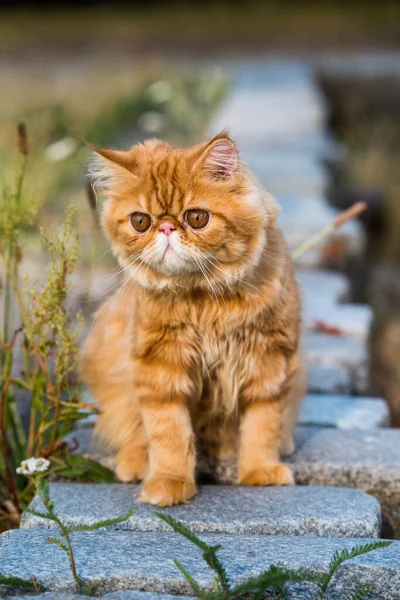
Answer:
[
  {"xmin": 237, "ymin": 351, "xmax": 296, "ymax": 487},
  {"xmin": 134, "ymin": 339, "xmax": 198, "ymax": 507}
]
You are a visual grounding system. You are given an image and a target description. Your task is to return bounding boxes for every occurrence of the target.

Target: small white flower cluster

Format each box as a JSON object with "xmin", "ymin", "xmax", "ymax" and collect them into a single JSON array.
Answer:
[{"xmin": 16, "ymin": 457, "xmax": 50, "ymax": 476}]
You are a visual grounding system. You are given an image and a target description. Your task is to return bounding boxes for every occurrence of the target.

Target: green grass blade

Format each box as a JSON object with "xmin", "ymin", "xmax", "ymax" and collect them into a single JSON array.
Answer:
[
  {"xmin": 320, "ymin": 541, "xmax": 392, "ymax": 593},
  {"xmin": 202, "ymin": 546, "xmax": 229, "ymax": 592},
  {"xmin": 155, "ymin": 512, "xmax": 209, "ymax": 550},
  {"xmin": 155, "ymin": 512, "xmax": 230, "ymax": 592},
  {"xmin": 22, "ymin": 506, "xmax": 55, "ymax": 522},
  {"xmin": 0, "ymin": 573, "xmax": 39, "ymax": 590},
  {"xmin": 67, "ymin": 508, "xmax": 136, "ymax": 533},
  {"xmin": 47, "ymin": 536, "xmax": 68, "ymax": 554},
  {"xmin": 173, "ymin": 558, "xmax": 201, "ymax": 596},
  {"xmin": 231, "ymin": 565, "xmax": 324, "ymax": 597}
]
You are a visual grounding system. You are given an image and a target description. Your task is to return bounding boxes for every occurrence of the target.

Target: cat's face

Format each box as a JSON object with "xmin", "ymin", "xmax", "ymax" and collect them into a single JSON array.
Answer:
[{"xmin": 90, "ymin": 133, "xmax": 269, "ymax": 290}]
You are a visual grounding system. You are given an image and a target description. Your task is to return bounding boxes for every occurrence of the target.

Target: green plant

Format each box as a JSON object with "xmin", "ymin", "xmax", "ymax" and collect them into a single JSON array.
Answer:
[
  {"xmin": 156, "ymin": 512, "xmax": 391, "ymax": 600},
  {"xmin": 0, "ymin": 573, "xmax": 42, "ymax": 594},
  {"xmin": 21, "ymin": 465, "xmax": 135, "ymax": 595},
  {"xmin": 0, "ymin": 125, "xmax": 106, "ymax": 532}
]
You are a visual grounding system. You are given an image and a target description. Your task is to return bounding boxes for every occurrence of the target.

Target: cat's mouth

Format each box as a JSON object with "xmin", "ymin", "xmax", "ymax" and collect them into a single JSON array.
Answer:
[{"xmin": 161, "ymin": 241, "xmax": 174, "ymax": 260}]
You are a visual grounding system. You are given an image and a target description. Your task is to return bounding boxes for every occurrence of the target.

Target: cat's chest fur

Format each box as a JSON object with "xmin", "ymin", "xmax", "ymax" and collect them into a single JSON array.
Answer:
[{"xmin": 141, "ymin": 289, "xmax": 269, "ymax": 381}]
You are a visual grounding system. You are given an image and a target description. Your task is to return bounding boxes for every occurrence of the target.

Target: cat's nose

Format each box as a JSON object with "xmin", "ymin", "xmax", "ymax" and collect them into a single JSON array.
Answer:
[{"xmin": 159, "ymin": 222, "xmax": 176, "ymax": 237}]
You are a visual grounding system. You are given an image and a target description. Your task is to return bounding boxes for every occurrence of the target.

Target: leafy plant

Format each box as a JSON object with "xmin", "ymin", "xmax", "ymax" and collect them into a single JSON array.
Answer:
[
  {"xmin": 22, "ymin": 472, "xmax": 135, "ymax": 595},
  {"xmin": 0, "ymin": 125, "xmax": 101, "ymax": 531},
  {"xmin": 0, "ymin": 573, "xmax": 42, "ymax": 593},
  {"xmin": 156, "ymin": 512, "xmax": 391, "ymax": 600}
]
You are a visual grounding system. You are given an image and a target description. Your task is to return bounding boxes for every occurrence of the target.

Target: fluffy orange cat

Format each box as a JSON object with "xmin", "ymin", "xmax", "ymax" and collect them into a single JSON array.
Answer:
[{"xmin": 80, "ymin": 131, "xmax": 304, "ymax": 507}]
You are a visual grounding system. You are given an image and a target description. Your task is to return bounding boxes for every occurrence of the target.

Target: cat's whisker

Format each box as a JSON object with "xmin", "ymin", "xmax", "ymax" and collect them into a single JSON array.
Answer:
[
  {"xmin": 85, "ymin": 270, "xmax": 133, "ymax": 341},
  {"xmin": 195, "ymin": 258, "xmax": 220, "ymax": 307},
  {"xmin": 85, "ymin": 252, "xmax": 147, "ymax": 340},
  {"xmin": 201, "ymin": 263, "xmax": 228, "ymax": 309},
  {"xmin": 104, "ymin": 276, "xmax": 134, "ymax": 337},
  {"xmin": 186, "ymin": 247, "xmax": 223, "ymax": 309},
  {"xmin": 86, "ymin": 263, "xmax": 136, "ymax": 302},
  {"xmin": 119, "ymin": 270, "xmax": 137, "ymax": 322},
  {"xmin": 83, "ymin": 252, "xmax": 143, "ymax": 301}
]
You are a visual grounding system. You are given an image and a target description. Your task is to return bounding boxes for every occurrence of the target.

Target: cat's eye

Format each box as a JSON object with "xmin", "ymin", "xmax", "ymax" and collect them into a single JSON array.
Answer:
[
  {"xmin": 130, "ymin": 212, "xmax": 152, "ymax": 233},
  {"xmin": 185, "ymin": 209, "xmax": 210, "ymax": 230}
]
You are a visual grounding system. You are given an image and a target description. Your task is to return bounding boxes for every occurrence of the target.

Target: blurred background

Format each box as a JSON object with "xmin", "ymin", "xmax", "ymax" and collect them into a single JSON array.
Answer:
[{"xmin": 1, "ymin": 0, "xmax": 400, "ymax": 421}]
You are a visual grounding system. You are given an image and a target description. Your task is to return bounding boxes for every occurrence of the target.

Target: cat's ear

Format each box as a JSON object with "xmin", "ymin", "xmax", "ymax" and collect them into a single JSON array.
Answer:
[
  {"xmin": 196, "ymin": 132, "xmax": 238, "ymax": 180},
  {"xmin": 86, "ymin": 142, "xmax": 138, "ymax": 191}
]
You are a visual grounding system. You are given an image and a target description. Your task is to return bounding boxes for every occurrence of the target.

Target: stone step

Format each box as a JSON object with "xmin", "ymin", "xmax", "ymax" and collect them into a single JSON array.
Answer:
[
  {"xmin": 304, "ymin": 332, "xmax": 369, "ymax": 394},
  {"xmin": 0, "ymin": 529, "xmax": 398, "ymax": 598},
  {"xmin": 297, "ymin": 269, "xmax": 372, "ymax": 341},
  {"xmin": 296, "ymin": 268, "xmax": 350, "ymax": 304},
  {"xmin": 195, "ymin": 427, "xmax": 400, "ymax": 538},
  {"xmin": 65, "ymin": 425, "xmax": 400, "ymax": 536},
  {"xmin": 308, "ymin": 363, "xmax": 353, "ymax": 394},
  {"xmin": 303, "ymin": 301, "xmax": 372, "ymax": 341},
  {"xmin": 300, "ymin": 394, "xmax": 389, "ymax": 429},
  {"xmin": 291, "ymin": 428, "xmax": 400, "ymax": 538},
  {"xmin": 21, "ymin": 483, "xmax": 381, "ymax": 539},
  {"xmin": 298, "ymin": 269, "xmax": 371, "ymax": 340}
]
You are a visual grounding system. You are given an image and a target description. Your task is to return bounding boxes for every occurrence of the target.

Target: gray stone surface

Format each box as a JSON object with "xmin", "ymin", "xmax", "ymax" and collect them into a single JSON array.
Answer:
[
  {"xmin": 308, "ymin": 364, "xmax": 352, "ymax": 394},
  {"xmin": 195, "ymin": 427, "xmax": 400, "ymax": 538},
  {"xmin": 22, "ymin": 483, "xmax": 381, "ymax": 539},
  {"xmin": 290, "ymin": 428, "xmax": 400, "ymax": 538},
  {"xmin": 296, "ymin": 269, "xmax": 371, "ymax": 340},
  {"xmin": 68, "ymin": 423, "xmax": 400, "ymax": 538},
  {"xmin": 1, "ymin": 529, "xmax": 399, "ymax": 597},
  {"xmin": 8, "ymin": 593, "xmax": 188, "ymax": 600},
  {"xmin": 304, "ymin": 332, "xmax": 369, "ymax": 394},
  {"xmin": 303, "ymin": 302, "xmax": 372, "ymax": 341},
  {"xmin": 65, "ymin": 425, "xmax": 400, "ymax": 536},
  {"xmin": 299, "ymin": 394, "xmax": 389, "ymax": 429},
  {"xmin": 296, "ymin": 268, "xmax": 350, "ymax": 304}
]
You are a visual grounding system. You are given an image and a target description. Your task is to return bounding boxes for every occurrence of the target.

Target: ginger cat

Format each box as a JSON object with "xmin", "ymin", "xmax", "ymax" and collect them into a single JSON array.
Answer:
[{"xmin": 80, "ymin": 131, "xmax": 304, "ymax": 507}]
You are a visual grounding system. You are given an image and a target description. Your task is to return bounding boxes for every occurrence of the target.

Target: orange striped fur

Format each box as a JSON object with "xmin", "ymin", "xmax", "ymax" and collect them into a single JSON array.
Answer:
[{"xmin": 80, "ymin": 132, "xmax": 304, "ymax": 506}]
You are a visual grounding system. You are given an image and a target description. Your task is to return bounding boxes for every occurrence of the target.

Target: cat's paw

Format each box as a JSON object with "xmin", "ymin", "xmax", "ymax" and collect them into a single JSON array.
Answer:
[
  {"xmin": 238, "ymin": 463, "xmax": 294, "ymax": 486},
  {"xmin": 116, "ymin": 450, "xmax": 148, "ymax": 483},
  {"xmin": 139, "ymin": 477, "xmax": 197, "ymax": 507}
]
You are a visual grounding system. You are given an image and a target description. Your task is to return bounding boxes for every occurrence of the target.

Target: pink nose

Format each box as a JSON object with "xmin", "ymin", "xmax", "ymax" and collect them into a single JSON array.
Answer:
[{"xmin": 159, "ymin": 222, "xmax": 175, "ymax": 237}]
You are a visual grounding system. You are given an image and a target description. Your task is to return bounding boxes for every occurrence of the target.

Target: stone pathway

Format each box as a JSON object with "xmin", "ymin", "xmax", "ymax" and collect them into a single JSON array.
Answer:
[
  {"xmin": 2, "ymin": 58, "xmax": 400, "ymax": 599},
  {"xmin": 21, "ymin": 483, "xmax": 381, "ymax": 538},
  {"xmin": 2, "ymin": 530, "xmax": 400, "ymax": 598}
]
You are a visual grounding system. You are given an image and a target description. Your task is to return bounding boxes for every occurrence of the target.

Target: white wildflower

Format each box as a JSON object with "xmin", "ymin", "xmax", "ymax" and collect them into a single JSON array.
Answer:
[{"xmin": 16, "ymin": 457, "xmax": 50, "ymax": 476}]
